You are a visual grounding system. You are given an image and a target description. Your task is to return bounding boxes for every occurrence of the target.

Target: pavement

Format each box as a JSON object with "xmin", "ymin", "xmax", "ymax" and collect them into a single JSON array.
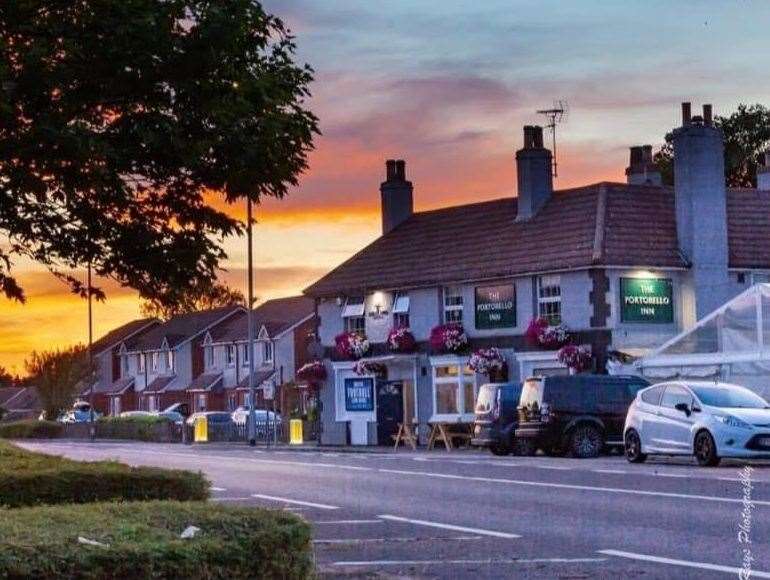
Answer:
[{"xmin": 17, "ymin": 440, "xmax": 770, "ymax": 579}]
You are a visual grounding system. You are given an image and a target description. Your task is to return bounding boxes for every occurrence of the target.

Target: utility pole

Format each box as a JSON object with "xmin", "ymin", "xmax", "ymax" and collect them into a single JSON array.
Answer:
[
  {"xmin": 87, "ymin": 262, "xmax": 95, "ymax": 439},
  {"xmin": 246, "ymin": 198, "xmax": 257, "ymax": 446}
]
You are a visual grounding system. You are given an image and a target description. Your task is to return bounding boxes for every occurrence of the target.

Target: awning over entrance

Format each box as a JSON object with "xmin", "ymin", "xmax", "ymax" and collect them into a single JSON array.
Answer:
[{"xmin": 187, "ymin": 373, "xmax": 223, "ymax": 392}]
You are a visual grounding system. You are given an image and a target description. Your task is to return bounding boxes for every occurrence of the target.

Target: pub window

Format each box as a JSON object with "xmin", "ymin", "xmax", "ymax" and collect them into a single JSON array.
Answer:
[
  {"xmin": 432, "ymin": 363, "xmax": 476, "ymax": 420},
  {"xmin": 226, "ymin": 344, "xmax": 236, "ymax": 366},
  {"xmin": 393, "ymin": 291, "xmax": 410, "ymax": 328},
  {"xmin": 443, "ymin": 287, "xmax": 464, "ymax": 324},
  {"xmin": 342, "ymin": 296, "xmax": 366, "ymax": 333},
  {"xmin": 538, "ymin": 275, "xmax": 562, "ymax": 325}
]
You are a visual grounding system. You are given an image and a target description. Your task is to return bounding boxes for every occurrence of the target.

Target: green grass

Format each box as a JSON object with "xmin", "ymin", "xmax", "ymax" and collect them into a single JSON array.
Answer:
[
  {"xmin": 0, "ymin": 501, "xmax": 313, "ymax": 579},
  {"xmin": 0, "ymin": 441, "xmax": 209, "ymax": 507}
]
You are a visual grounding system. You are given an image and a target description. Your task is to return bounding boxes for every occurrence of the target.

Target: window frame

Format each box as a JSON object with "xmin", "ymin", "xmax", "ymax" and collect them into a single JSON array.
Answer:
[
  {"xmin": 430, "ymin": 358, "xmax": 477, "ymax": 422},
  {"xmin": 537, "ymin": 275, "xmax": 562, "ymax": 325},
  {"xmin": 393, "ymin": 291, "xmax": 410, "ymax": 328},
  {"xmin": 242, "ymin": 343, "xmax": 250, "ymax": 366},
  {"xmin": 342, "ymin": 296, "xmax": 366, "ymax": 333},
  {"xmin": 166, "ymin": 350, "xmax": 174, "ymax": 373},
  {"xmin": 443, "ymin": 286, "xmax": 464, "ymax": 324},
  {"xmin": 226, "ymin": 344, "xmax": 236, "ymax": 366},
  {"xmin": 263, "ymin": 341, "xmax": 274, "ymax": 365},
  {"xmin": 138, "ymin": 353, "xmax": 145, "ymax": 373},
  {"xmin": 151, "ymin": 352, "xmax": 159, "ymax": 372}
]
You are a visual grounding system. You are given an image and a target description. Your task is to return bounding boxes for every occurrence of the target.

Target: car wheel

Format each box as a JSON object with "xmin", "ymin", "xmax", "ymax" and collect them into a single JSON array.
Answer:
[
  {"xmin": 694, "ymin": 431, "xmax": 721, "ymax": 467},
  {"xmin": 513, "ymin": 438, "xmax": 536, "ymax": 456},
  {"xmin": 569, "ymin": 425, "xmax": 603, "ymax": 458},
  {"xmin": 624, "ymin": 429, "xmax": 647, "ymax": 463},
  {"xmin": 489, "ymin": 442, "xmax": 511, "ymax": 456}
]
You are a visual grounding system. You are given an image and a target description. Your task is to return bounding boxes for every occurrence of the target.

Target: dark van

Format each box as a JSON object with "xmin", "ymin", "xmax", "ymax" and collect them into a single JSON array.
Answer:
[
  {"xmin": 515, "ymin": 375, "xmax": 649, "ymax": 458},
  {"xmin": 472, "ymin": 382, "xmax": 523, "ymax": 456}
]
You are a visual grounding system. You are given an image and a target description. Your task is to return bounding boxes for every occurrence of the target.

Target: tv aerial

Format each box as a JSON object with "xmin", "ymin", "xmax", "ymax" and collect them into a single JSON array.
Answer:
[{"xmin": 537, "ymin": 100, "xmax": 568, "ymax": 177}]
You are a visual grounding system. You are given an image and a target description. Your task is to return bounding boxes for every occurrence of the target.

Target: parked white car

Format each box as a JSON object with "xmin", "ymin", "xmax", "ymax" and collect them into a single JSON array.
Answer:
[
  {"xmin": 231, "ymin": 407, "xmax": 281, "ymax": 429},
  {"xmin": 624, "ymin": 381, "xmax": 770, "ymax": 466}
]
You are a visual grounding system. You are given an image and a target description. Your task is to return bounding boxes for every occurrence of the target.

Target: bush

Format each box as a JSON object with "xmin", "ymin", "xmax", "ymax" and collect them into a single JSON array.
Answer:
[
  {"xmin": 96, "ymin": 415, "xmax": 175, "ymax": 442},
  {"xmin": 0, "ymin": 441, "xmax": 209, "ymax": 507},
  {"xmin": 0, "ymin": 419, "xmax": 63, "ymax": 439},
  {"xmin": 0, "ymin": 501, "xmax": 313, "ymax": 579}
]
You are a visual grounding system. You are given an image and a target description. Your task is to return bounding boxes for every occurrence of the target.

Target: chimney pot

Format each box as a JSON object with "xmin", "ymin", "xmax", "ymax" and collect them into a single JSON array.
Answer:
[
  {"xmin": 626, "ymin": 145, "xmax": 662, "ymax": 186},
  {"xmin": 385, "ymin": 159, "xmax": 397, "ymax": 181},
  {"xmin": 703, "ymin": 104, "xmax": 713, "ymax": 126},
  {"xmin": 642, "ymin": 145, "xmax": 653, "ymax": 162},
  {"xmin": 682, "ymin": 102, "xmax": 692, "ymax": 126},
  {"xmin": 630, "ymin": 146, "xmax": 643, "ymax": 165},
  {"xmin": 532, "ymin": 126, "xmax": 544, "ymax": 149},
  {"xmin": 395, "ymin": 159, "xmax": 406, "ymax": 181}
]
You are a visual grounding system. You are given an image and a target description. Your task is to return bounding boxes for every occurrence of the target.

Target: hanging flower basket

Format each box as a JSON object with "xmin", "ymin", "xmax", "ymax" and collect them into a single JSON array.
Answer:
[
  {"xmin": 387, "ymin": 326, "xmax": 417, "ymax": 353},
  {"xmin": 334, "ymin": 331, "xmax": 370, "ymax": 360},
  {"xmin": 526, "ymin": 317, "xmax": 569, "ymax": 350},
  {"xmin": 468, "ymin": 347, "xmax": 507, "ymax": 381},
  {"xmin": 557, "ymin": 344, "xmax": 592, "ymax": 374},
  {"xmin": 296, "ymin": 360, "xmax": 327, "ymax": 383},
  {"xmin": 353, "ymin": 359, "xmax": 387, "ymax": 378},
  {"xmin": 429, "ymin": 323, "xmax": 469, "ymax": 354}
]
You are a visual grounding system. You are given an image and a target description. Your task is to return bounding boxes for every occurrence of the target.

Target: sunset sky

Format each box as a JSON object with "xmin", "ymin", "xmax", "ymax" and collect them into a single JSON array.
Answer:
[{"xmin": 2, "ymin": 0, "xmax": 770, "ymax": 374}]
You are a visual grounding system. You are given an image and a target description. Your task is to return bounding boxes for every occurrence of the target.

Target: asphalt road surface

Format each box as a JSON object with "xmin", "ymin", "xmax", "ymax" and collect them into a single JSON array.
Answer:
[{"xmin": 18, "ymin": 440, "xmax": 770, "ymax": 579}]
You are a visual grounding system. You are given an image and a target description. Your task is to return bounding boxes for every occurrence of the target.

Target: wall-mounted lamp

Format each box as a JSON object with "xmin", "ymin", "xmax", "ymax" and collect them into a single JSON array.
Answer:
[{"xmin": 369, "ymin": 291, "xmax": 388, "ymax": 319}]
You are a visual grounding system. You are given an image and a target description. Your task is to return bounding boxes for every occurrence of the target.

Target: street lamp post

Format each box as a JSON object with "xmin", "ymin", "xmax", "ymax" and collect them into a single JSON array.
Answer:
[
  {"xmin": 87, "ymin": 262, "xmax": 95, "ymax": 439},
  {"xmin": 246, "ymin": 198, "xmax": 257, "ymax": 446}
]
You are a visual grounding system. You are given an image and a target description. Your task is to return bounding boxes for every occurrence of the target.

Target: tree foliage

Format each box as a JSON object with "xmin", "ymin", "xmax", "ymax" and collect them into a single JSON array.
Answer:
[
  {"xmin": 24, "ymin": 345, "xmax": 94, "ymax": 419},
  {"xmin": 655, "ymin": 104, "xmax": 770, "ymax": 187},
  {"xmin": 140, "ymin": 281, "xmax": 245, "ymax": 320},
  {"xmin": 0, "ymin": 0, "xmax": 318, "ymax": 304}
]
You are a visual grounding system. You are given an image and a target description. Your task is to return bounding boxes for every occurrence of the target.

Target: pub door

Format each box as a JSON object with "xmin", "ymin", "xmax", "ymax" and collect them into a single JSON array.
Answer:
[{"xmin": 376, "ymin": 381, "xmax": 404, "ymax": 446}]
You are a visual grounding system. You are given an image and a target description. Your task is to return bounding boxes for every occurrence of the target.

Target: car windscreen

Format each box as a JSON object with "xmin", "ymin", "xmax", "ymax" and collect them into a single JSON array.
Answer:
[
  {"xmin": 691, "ymin": 386, "xmax": 769, "ymax": 409},
  {"xmin": 475, "ymin": 385, "xmax": 499, "ymax": 414},
  {"xmin": 519, "ymin": 379, "xmax": 544, "ymax": 408}
]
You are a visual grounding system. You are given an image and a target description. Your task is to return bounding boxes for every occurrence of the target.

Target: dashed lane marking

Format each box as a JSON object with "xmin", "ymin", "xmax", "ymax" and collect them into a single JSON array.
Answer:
[
  {"xmin": 599, "ymin": 549, "xmax": 770, "ymax": 578},
  {"xmin": 251, "ymin": 494, "xmax": 339, "ymax": 510},
  {"xmin": 593, "ymin": 469, "xmax": 627, "ymax": 475},
  {"xmin": 313, "ymin": 520, "xmax": 383, "ymax": 525},
  {"xmin": 378, "ymin": 515, "xmax": 520, "ymax": 539},
  {"xmin": 331, "ymin": 557, "xmax": 607, "ymax": 566},
  {"xmin": 314, "ymin": 535, "xmax": 483, "ymax": 545},
  {"xmin": 211, "ymin": 497, "xmax": 252, "ymax": 502},
  {"xmin": 211, "ymin": 487, "xmax": 227, "ymax": 492}
]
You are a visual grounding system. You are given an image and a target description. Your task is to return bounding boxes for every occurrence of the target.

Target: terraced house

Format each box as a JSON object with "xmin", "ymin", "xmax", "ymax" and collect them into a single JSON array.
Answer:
[{"xmin": 304, "ymin": 102, "xmax": 770, "ymax": 446}]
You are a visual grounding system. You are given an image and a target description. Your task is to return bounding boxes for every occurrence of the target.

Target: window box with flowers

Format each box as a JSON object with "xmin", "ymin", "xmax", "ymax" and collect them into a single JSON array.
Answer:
[
  {"xmin": 525, "ymin": 317, "xmax": 569, "ymax": 350},
  {"xmin": 296, "ymin": 360, "xmax": 327, "ymax": 384},
  {"xmin": 353, "ymin": 359, "xmax": 387, "ymax": 379},
  {"xmin": 468, "ymin": 347, "xmax": 508, "ymax": 382},
  {"xmin": 557, "ymin": 344, "xmax": 592, "ymax": 375},
  {"xmin": 429, "ymin": 323, "xmax": 469, "ymax": 355},
  {"xmin": 334, "ymin": 331, "xmax": 370, "ymax": 360},
  {"xmin": 388, "ymin": 326, "xmax": 416, "ymax": 353}
]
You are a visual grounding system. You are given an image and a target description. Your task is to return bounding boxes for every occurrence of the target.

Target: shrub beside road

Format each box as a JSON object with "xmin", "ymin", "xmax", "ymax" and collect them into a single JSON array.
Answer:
[
  {"xmin": 0, "ymin": 419, "xmax": 63, "ymax": 439},
  {"xmin": 0, "ymin": 501, "xmax": 313, "ymax": 579}
]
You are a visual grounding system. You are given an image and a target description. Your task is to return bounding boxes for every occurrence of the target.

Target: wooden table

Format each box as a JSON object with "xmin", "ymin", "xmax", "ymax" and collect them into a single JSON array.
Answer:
[
  {"xmin": 427, "ymin": 422, "xmax": 472, "ymax": 451},
  {"xmin": 393, "ymin": 422, "xmax": 418, "ymax": 451}
]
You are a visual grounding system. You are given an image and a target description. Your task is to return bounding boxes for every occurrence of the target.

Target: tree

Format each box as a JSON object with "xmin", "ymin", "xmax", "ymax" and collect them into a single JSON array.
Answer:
[
  {"xmin": 25, "ymin": 345, "xmax": 94, "ymax": 420},
  {"xmin": 655, "ymin": 104, "xmax": 770, "ymax": 187},
  {"xmin": 0, "ymin": 366, "xmax": 13, "ymax": 388},
  {"xmin": 0, "ymin": 1, "xmax": 318, "ymax": 305},
  {"xmin": 140, "ymin": 281, "xmax": 246, "ymax": 320}
]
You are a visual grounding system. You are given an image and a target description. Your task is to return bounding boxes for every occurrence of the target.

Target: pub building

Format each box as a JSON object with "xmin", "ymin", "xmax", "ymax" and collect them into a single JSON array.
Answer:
[{"xmin": 303, "ymin": 102, "xmax": 770, "ymax": 446}]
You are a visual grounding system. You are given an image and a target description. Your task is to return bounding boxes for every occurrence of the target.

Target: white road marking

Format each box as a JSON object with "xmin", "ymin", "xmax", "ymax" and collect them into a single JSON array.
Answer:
[
  {"xmin": 378, "ymin": 515, "xmax": 520, "ymax": 539},
  {"xmin": 534, "ymin": 465, "xmax": 571, "ymax": 471},
  {"xmin": 211, "ymin": 497, "xmax": 252, "ymax": 502},
  {"xmin": 376, "ymin": 468, "xmax": 770, "ymax": 506},
  {"xmin": 314, "ymin": 535, "xmax": 482, "ymax": 544},
  {"xmin": 211, "ymin": 486, "xmax": 227, "ymax": 492},
  {"xmin": 252, "ymin": 494, "xmax": 339, "ymax": 510},
  {"xmin": 313, "ymin": 520, "xmax": 383, "ymax": 525},
  {"xmin": 332, "ymin": 558, "xmax": 607, "ymax": 566},
  {"xmin": 599, "ymin": 549, "xmax": 770, "ymax": 578},
  {"xmin": 593, "ymin": 469, "xmax": 627, "ymax": 475},
  {"xmin": 655, "ymin": 473, "xmax": 688, "ymax": 478},
  {"xmin": 718, "ymin": 477, "xmax": 737, "ymax": 482}
]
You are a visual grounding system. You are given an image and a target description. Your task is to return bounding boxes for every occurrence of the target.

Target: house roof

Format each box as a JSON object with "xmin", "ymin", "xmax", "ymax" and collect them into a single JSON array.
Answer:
[
  {"xmin": 104, "ymin": 377, "xmax": 134, "ymax": 395},
  {"xmin": 187, "ymin": 373, "xmax": 223, "ymax": 392},
  {"xmin": 91, "ymin": 318, "xmax": 159, "ymax": 355},
  {"xmin": 304, "ymin": 182, "xmax": 770, "ymax": 296},
  {"xmin": 126, "ymin": 306, "xmax": 244, "ymax": 352},
  {"xmin": 236, "ymin": 370, "xmax": 275, "ymax": 389},
  {"xmin": 143, "ymin": 375, "xmax": 176, "ymax": 393},
  {"xmin": 214, "ymin": 296, "xmax": 314, "ymax": 343},
  {"xmin": 0, "ymin": 386, "xmax": 40, "ymax": 413}
]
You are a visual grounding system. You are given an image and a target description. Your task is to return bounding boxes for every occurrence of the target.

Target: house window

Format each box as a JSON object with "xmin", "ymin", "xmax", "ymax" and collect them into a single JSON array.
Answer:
[
  {"xmin": 443, "ymin": 287, "xmax": 464, "ymax": 324},
  {"xmin": 138, "ymin": 353, "xmax": 145, "ymax": 373},
  {"xmin": 226, "ymin": 344, "xmax": 236, "ymax": 366},
  {"xmin": 242, "ymin": 343, "xmax": 250, "ymax": 366},
  {"xmin": 393, "ymin": 291, "xmax": 410, "ymax": 328},
  {"xmin": 151, "ymin": 352, "xmax": 159, "ymax": 372},
  {"xmin": 538, "ymin": 275, "xmax": 562, "ymax": 325},
  {"xmin": 432, "ymin": 362, "xmax": 476, "ymax": 420},
  {"xmin": 147, "ymin": 395, "xmax": 158, "ymax": 412},
  {"xmin": 342, "ymin": 296, "xmax": 366, "ymax": 333},
  {"xmin": 196, "ymin": 393, "xmax": 207, "ymax": 412},
  {"xmin": 751, "ymin": 272, "xmax": 770, "ymax": 285},
  {"xmin": 110, "ymin": 397, "xmax": 121, "ymax": 416},
  {"xmin": 206, "ymin": 346, "xmax": 214, "ymax": 368},
  {"xmin": 121, "ymin": 356, "xmax": 129, "ymax": 377},
  {"xmin": 263, "ymin": 341, "xmax": 274, "ymax": 364},
  {"xmin": 166, "ymin": 350, "xmax": 175, "ymax": 373}
]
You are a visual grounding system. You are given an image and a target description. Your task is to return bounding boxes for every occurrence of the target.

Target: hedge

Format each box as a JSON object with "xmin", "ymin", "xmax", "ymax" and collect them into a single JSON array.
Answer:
[
  {"xmin": 0, "ymin": 441, "xmax": 209, "ymax": 507},
  {"xmin": 0, "ymin": 501, "xmax": 313, "ymax": 579},
  {"xmin": 0, "ymin": 419, "xmax": 63, "ymax": 439}
]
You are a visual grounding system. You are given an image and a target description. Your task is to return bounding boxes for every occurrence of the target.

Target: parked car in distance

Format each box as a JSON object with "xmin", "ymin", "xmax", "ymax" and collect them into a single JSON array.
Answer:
[
  {"xmin": 157, "ymin": 410, "xmax": 185, "ymax": 425},
  {"xmin": 624, "ymin": 381, "xmax": 770, "ymax": 466},
  {"xmin": 58, "ymin": 400, "xmax": 102, "ymax": 423},
  {"xmin": 231, "ymin": 407, "xmax": 282, "ymax": 430},
  {"xmin": 162, "ymin": 402, "xmax": 190, "ymax": 419},
  {"xmin": 472, "ymin": 382, "xmax": 523, "ymax": 456},
  {"xmin": 516, "ymin": 374, "xmax": 650, "ymax": 458},
  {"xmin": 185, "ymin": 411, "xmax": 233, "ymax": 427}
]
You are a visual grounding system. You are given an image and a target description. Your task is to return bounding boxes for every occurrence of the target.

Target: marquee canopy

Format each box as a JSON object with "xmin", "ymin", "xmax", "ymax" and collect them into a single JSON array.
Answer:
[{"xmin": 637, "ymin": 284, "xmax": 770, "ymax": 398}]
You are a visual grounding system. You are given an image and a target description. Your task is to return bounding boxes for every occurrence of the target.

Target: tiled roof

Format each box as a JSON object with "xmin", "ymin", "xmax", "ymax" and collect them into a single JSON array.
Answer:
[
  {"xmin": 91, "ymin": 318, "xmax": 159, "ymax": 355},
  {"xmin": 126, "ymin": 306, "xmax": 244, "ymax": 351},
  {"xmin": 215, "ymin": 296, "xmax": 314, "ymax": 343},
  {"xmin": 143, "ymin": 375, "xmax": 176, "ymax": 393},
  {"xmin": 0, "ymin": 387, "xmax": 25, "ymax": 407},
  {"xmin": 187, "ymin": 373, "xmax": 223, "ymax": 392},
  {"xmin": 236, "ymin": 370, "xmax": 275, "ymax": 389},
  {"xmin": 304, "ymin": 182, "xmax": 770, "ymax": 296},
  {"xmin": 0, "ymin": 386, "xmax": 40, "ymax": 412},
  {"xmin": 103, "ymin": 377, "xmax": 134, "ymax": 395}
]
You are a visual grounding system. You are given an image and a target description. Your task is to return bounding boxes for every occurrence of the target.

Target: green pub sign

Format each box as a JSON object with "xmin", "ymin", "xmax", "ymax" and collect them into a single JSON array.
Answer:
[
  {"xmin": 620, "ymin": 277, "xmax": 674, "ymax": 323},
  {"xmin": 475, "ymin": 285, "xmax": 516, "ymax": 329}
]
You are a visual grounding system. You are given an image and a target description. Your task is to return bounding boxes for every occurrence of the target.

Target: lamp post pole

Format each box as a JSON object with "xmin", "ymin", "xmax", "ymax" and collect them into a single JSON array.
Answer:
[
  {"xmin": 246, "ymin": 198, "xmax": 257, "ymax": 446},
  {"xmin": 87, "ymin": 262, "xmax": 95, "ymax": 439}
]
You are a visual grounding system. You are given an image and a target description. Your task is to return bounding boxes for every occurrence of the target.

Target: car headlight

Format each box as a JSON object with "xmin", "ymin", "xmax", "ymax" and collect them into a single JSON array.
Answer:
[{"xmin": 714, "ymin": 414, "xmax": 752, "ymax": 430}]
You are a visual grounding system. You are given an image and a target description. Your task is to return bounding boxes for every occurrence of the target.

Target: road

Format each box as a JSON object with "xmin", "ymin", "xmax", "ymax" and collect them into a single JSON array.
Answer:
[{"xmin": 18, "ymin": 440, "xmax": 770, "ymax": 579}]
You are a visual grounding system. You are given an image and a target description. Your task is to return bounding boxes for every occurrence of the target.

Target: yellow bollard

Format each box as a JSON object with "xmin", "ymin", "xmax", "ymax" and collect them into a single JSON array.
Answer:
[
  {"xmin": 289, "ymin": 419, "xmax": 303, "ymax": 445},
  {"xmin": 194, "ymin": 416, "xmax": 208, "ymax": 443}
]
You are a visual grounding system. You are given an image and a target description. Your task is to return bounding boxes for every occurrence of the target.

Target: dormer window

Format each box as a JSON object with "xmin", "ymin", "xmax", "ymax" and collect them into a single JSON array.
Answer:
[
  {"xmin": 342, "ymin": 296, "xmax": 366, "ymax": 333},
  {"xmin": 166, "ymin": 350, "xmax": 175, "ymax": 373},
  {"xmin": 263, "ymin": 341, "xmax": 274, "ymax": 364}
]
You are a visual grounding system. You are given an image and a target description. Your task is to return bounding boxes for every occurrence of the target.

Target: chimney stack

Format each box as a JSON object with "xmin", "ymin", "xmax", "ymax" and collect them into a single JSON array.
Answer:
[
  {"xmin": 672, "ymin": 101, "xmax": 730, "ymax": 323},
  {"xmin": 625, "ymin": 144, "xmax": 662, "ymax": 186},
  {"xmin": 759, "ymin": 150, "xmax": 770, "ymax": 191},
  {"xmin": 380, "ymin": 159, "xmax": 413, "ymax": 234},
  {"xmin": 515, "ymin": 125, "xmax": 553, "ymax": 221}
]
